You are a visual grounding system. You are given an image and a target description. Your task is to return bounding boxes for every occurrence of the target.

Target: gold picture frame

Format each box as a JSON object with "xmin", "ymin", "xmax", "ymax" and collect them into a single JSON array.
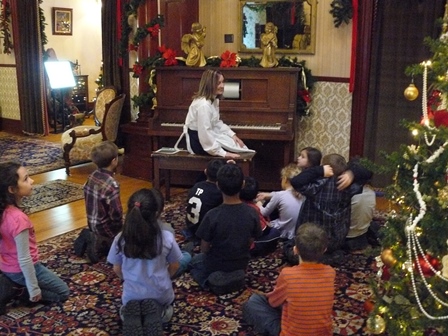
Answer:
[{"xmin": 52, "ymin": 7, "xmax": 73, "ymax": 35}]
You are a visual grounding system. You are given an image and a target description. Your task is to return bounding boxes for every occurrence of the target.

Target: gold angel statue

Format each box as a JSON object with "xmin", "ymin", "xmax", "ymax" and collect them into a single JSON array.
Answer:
[
  {"xmin": 181, "ymin": 22, "xmax": 207, "ymax": 67},
  {"xmin": 260, "ymin": 22, "xmax": 278, "ymax": 68}
]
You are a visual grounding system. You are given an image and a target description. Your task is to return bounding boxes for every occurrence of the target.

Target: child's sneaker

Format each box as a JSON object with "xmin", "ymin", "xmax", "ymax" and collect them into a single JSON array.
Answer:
[
  {"xmin": 208, "ymin": 270, "xmax": 245, "ymax": 295},
  {"xmin": 74, "ymin": 228, "xmax": 91, "ymax": 257},
  {"xmin": 0, "ymin": 274, "xmax": 20, "ymax": 315},
  {"xmin": 161, "ymin": 304, "xmax": 173, "ymax": 324},
  {"xmin": 141, "ymin": 299, "xmax": 163, "ymax": 335},
  {"xmin": 122, "ymin": 300, "xmax": 143, "ymax": 336}
]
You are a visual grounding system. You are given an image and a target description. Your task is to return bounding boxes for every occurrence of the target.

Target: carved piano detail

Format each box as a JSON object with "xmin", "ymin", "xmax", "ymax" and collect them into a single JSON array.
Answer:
[{"xmin": 123, "ymin": 66, "xmax": 300, "ymax": 190}]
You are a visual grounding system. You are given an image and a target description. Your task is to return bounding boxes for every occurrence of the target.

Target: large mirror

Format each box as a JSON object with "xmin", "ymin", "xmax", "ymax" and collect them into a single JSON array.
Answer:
[{"xmin": 239, "ymin": 0, "xmax": 317, "ymax": 54}]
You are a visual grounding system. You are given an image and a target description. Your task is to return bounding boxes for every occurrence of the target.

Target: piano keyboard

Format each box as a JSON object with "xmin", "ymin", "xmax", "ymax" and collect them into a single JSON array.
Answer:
[{"xmin": 161, "ymin": 122, "xmax": 282, "ymax": 131}]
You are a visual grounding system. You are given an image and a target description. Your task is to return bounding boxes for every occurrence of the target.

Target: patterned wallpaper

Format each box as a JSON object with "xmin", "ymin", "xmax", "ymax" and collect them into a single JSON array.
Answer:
[
  {"xmin": 295, "ymin": 81, "xmax": 352, "ymax": 160},
  {"xmin": 0, "ymin": 67, "xmax": 20, "ymax": 120},
  {"xmin": 129, "ymin": 74, "xmax": 139, "ymax": 121}
]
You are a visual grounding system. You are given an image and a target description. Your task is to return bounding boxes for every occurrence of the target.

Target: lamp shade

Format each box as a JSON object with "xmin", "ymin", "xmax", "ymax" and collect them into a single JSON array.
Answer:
[{"xmin": 44, "ymin": 61, "xmax": 76, "ymax": 89}]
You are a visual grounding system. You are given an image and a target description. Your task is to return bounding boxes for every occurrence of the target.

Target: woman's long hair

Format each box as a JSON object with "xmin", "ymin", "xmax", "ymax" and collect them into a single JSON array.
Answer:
[
  {"xmin": 193, "ymin": 69, "xmax": 223, "ymax": 102},
  {"xmin": 117, "ymin": 188, "xmax": 162, "ymax": 259},
  {"xmin": 0, "ymin": 162, "xmax": 21, "ymax": 237}
]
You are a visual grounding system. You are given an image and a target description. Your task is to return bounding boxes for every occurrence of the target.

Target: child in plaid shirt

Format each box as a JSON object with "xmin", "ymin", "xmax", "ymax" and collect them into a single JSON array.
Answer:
[{"xmin": 74, "ymin": 141, "xmax": 123, "ymax": 263}]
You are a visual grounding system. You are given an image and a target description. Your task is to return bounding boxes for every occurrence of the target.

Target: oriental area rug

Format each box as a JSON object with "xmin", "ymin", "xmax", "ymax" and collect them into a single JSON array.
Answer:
[
  {"xmin": 0, "ymin": 133, "xmax": 85, "ymax": 175},
  {"xmin": 0, "ymin": 193, "xmax": 381, "ymax": 335},
  {"xmin": 22, "ymin": 179, "xmax": 84, "ymax": 214}
]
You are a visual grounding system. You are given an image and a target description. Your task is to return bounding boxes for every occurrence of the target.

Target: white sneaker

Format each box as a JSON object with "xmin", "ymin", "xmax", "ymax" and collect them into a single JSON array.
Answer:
[{"xmin": 161, "ymin": 304, "xmax": 173, "ymax": 323}]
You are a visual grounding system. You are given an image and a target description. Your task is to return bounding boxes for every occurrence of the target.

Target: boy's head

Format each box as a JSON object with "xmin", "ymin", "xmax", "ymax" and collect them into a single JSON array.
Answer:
[
  {"xmin": 217, "ymin": 163, "xmax": 244, "ymax": 197},
  {"xmin": 321, "ymin": 153, "xmax": 347, "ymax": 176},
  {"xmin": 239, "ymin": 176, "xmax": 258, "ymax": 201},
  {"xmin": 205, "ymin": 159, "xmax": 225, "ymax": 182},
  {"xmin": 294, "ymin": 222, "xmax": 328, "ymax": 262},
  {"xmin": 91, "ymin": 141, "xmax": 118, "ymax": 169}
]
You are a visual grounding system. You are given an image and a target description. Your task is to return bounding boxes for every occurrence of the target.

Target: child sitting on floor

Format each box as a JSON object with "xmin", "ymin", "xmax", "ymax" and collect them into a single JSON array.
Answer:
[
  {"xmin": 75, "ymin": 141, "xmax": 123, "ymax": 264},
  {"xmin": 0, "ymin": 162, "xmax": 70, "ymax": 315},
  {"xmin": 240, "ymin": 176, "xmax": 280, "ymax": 256},
  {"xmin": 189, "ymin": 163, "xmax": 262, "ymax": 294},
  {"xmin": 243, "ymin": 222, "xmax": 335, "ymax": 336},
  {"xmin": 183, "ymin": 159, "xmax": 224, "ymax": 242},
  {"xmin": 107, "ymin": 188, "xmax": 186, "ymax": 335},
  {"xmin": 256, "ymin": 163, "xmax": 303, "ymax": 240}
]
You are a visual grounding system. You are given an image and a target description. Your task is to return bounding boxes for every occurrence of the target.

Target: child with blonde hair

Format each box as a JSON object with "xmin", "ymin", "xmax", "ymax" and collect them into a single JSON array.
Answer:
[{"xmin": 257, "ymin": 163, "xmax": 304, "ymax": 240}]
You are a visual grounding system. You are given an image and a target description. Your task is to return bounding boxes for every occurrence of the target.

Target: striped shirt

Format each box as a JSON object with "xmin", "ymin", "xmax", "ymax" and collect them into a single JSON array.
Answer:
[{"xmin": 268, "ymin": 263, "xmax": 335, "ymax": 336}]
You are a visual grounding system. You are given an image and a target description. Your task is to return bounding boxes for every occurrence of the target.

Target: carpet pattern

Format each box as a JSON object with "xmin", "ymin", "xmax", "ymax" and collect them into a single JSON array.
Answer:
[
  {"xmin": 0, "ymin": 134, "xmax": 84, "ymax": 175},
  {"xmin": 22, "ymin": 179, "xmax": 84, "ymax": 214},
  {"xmin": 0, "ymin": 193, "xmax": 378, "ymax": 335}
]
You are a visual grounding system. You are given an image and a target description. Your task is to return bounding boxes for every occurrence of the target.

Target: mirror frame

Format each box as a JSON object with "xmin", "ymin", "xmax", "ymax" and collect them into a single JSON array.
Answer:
[{"xmin": 239, "ymin": 0, "xmax": 317, "ymax": 55}]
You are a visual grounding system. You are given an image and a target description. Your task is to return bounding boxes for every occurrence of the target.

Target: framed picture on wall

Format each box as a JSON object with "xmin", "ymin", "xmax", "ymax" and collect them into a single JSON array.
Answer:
[{"xmin": 52, "ymin": 7, "xmax": 73, "ymax": 35}]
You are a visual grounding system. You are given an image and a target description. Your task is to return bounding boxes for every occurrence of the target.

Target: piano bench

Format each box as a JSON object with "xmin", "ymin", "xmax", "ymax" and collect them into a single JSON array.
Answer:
[{"xmin": 151, "ymin": 150, "xmax": 256, "ymax": 201}]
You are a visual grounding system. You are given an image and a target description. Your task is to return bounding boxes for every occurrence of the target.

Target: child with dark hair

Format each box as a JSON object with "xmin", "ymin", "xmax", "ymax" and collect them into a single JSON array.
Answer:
[
  {"xmin": 240, "ymin": 176, "xmax": 280, "ymax": 256},
  {"xmin": 75, "ymin": 140, "xmax": 123, "ymax": 263},
  {"xmin": 151, "ymin": 187, "xmax": 192, "ymax": 278},
  {"xmin": 297, "ymin": 146, "xmax": 322, "ymax": 170},
  {"xmin": 243, "ymin": 222, "xmax": 335, "ymax": 336},
  {"xmin": 0, "ymin": 162, "xmax": 70, "ymax": 315},
  {"xmin": 189, "ymin": 164, "xmax": 262, "ymax": 294},
  {"xmin": 107, "ymin": 188, "xmax": 186, "ymax": 335},
  {"xmin": 291, "ymin": 153, "xmax": 367, "ymax": 264},
  {"xmin": 183, "ymin": 159, "xmax": 224, "ymax": 241}
]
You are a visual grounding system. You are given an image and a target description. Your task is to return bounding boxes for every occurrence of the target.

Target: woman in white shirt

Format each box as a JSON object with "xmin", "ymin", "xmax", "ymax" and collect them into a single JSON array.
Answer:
[{"xmin": 183, "ymin": 69, "xmax": 254, "ymax": 159}]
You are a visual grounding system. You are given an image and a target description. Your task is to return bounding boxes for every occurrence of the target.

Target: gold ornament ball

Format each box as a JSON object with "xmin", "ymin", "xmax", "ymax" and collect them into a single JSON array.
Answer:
[
  {"xmin": 367, "ymin": 315, "xmax": 386, "ymax": 334},
  {"xmin": 404, "ymin": 83, "xmax": 419, "ymax": 101},
  {"xmin": 381, "ymin": 249, "xmax": 397, "ymax": 267}
]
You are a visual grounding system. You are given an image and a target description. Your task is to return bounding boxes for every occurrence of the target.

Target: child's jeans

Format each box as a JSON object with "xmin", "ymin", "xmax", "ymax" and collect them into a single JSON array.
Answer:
[
  {"xmin": 3, "ymin": 262, "xmax": 70, "ymax": 303},
  {"xmin": 242, "ymin": 293, "xmax": 281, "ymax": 336}
]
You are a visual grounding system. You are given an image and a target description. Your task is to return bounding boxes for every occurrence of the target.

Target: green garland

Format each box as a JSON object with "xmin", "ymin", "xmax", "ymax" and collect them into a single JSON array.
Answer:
[
  {"xmin": 119, "ymin": 0, "xmax": 146, "ymax": 56},
  {"xmin": 39, "ymin": 0, "xmax": 47, "ymax": 53},
  {"xmin": 329, "ymin": 0, "xmax": 353, "ymax": 28},
  {"xmin": 0, "ymin": 0, "xmax": 13, "ymax": 54}
]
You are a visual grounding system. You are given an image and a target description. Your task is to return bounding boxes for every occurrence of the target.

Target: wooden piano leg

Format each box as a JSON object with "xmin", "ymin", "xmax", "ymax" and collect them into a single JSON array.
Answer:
[
  {"xmin": 153, "ymin": 157, "xmax": 161, "ymax": 191},
  {"xmin": 165, "ymin": 170, "xmax": 171, "ymax": 201}
]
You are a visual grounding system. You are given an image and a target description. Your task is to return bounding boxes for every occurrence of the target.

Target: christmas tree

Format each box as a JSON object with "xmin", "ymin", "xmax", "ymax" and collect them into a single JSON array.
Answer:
[
  {"xmin": 95, "ymin": 61, "xmax": 104, "ymax": 93},
  {"xmin": 369, "ymin": 7, "xmax": 448, "ymax": 336}
]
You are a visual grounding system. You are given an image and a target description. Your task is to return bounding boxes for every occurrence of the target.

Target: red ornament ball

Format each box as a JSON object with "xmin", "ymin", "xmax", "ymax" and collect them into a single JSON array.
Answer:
[
  {"xmin": 416, "ymin": 254, "xmax": 440, "ymax": 277},
  {"xmin": 363, "ymin": 300, "xmax": 375, "ymax": 313},
  {"xmin": 381, "ymin": 265, "xmax": 391, "ymax": 281}
]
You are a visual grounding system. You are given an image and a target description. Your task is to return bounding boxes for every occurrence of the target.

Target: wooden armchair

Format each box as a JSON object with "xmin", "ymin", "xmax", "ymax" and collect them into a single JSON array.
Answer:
[
  {"xmin": 61, "ymin": 94, "xmax": 125, "ymax": 175},
  {"xmin": 85, "ymin": 86, "xmax": 116, "ymax": 126}
]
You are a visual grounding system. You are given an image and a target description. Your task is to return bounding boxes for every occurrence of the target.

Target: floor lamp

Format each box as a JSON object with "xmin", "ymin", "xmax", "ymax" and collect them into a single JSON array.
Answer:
[{"xmin": 44, "ymin": 61, "xmax": 76, "ymax": 134}]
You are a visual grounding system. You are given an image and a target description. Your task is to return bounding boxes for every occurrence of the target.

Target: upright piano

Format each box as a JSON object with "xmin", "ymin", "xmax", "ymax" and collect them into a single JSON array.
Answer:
[{"xmin": 122, "ymin": 66, "xmax": 300, "ymax": 190}]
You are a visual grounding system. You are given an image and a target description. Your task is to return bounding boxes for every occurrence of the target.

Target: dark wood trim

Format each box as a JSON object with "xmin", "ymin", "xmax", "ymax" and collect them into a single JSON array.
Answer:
[
  {"xmin": 349, "ymin": 1, "xmax": 377, "ymax": 158},
  {"xmin": 0, "ymin": 64, "xmax": 16, "ymax": 68},
  {"xmin": 0, "ymin": 118, "xmax": 22, "ymax": 134},
  {"xmin": 314, "ymin": 76, "xmax": 349, "ymax": 83}
]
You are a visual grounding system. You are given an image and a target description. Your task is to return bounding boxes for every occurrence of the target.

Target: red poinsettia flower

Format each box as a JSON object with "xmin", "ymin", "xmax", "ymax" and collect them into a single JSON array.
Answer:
[
  {"xmin": 128, "ymin": 43, "xmax": 139, "ymax": 51},
  {"xmin": 298, "ymin": 89, "xmax": 311, "ymax": 103},
  {"xmin": 434, "ymin": 109, "xmax": 448, "ymax": 128},
  {"xmin": 132, "ymin": 63, "xmax": 143, "ymax": 76},
  {"xmin": 158, "ymin": 45, "xmax": 167, "ymax": 54},
  {"xmin": 162, "ymin": 48, "xmax": 178, "ymax": 66},
  {"xmin": 220, "ymin": 50, "xmax": 237, "ymax": 68},
  {"xmin": 147, "ymin": 24, "xmax": 160, "ymax": 38}
]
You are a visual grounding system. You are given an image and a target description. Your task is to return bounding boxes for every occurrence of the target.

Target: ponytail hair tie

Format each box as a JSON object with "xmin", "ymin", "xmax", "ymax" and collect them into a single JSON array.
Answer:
[{"xmin": 134, "ymin": 201, "xmax": 141, "ymax": 208}]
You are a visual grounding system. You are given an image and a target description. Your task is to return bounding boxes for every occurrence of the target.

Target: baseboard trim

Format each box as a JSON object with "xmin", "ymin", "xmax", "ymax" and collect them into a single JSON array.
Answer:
[{"xmin": 0, "ymin": 118, "xmax": 22, "ymax": 134}]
